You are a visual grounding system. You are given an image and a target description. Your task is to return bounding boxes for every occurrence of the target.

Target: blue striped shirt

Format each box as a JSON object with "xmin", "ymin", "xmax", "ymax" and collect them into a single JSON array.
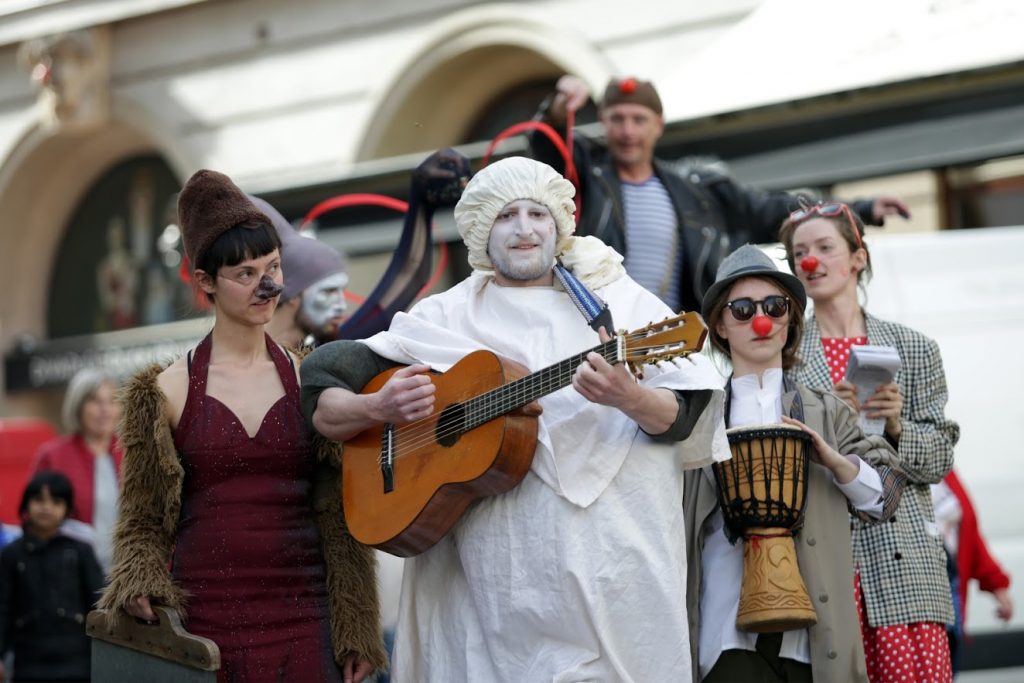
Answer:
[{"xmin": 621, "ymin": 176, "xmax": 682, "ymax": 312}]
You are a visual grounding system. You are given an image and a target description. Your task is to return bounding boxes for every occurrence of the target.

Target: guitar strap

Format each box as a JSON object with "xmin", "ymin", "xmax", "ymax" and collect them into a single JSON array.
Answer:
[{"xmin": 553, "ymin": 263, "xmax": 615, "ymax": 334}]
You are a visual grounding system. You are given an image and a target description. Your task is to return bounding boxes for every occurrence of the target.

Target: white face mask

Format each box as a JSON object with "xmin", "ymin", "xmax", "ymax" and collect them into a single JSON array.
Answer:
[
  {"xmin": 297, "ymin": 272, "xmax": 349, "ymax": 336},
  {"xmin": 486, "ymin": 199, "xmax": 557, "ymax": 286}
]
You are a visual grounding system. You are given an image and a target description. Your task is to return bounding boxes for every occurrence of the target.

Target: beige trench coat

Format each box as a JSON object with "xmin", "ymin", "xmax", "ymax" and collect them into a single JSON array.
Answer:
[{"xmin": 684, "ymin": 383, "xmax": 901, "ymax": 683}]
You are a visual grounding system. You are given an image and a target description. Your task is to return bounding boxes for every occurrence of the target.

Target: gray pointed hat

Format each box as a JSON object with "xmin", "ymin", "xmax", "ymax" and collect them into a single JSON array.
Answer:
[
  {"xmin": 701, "ymin": 244, "xmax": 806, "ymax": 320},
  {"xmin": 248, "ymin": 195, "xmax": 346, "ymax": 304}
]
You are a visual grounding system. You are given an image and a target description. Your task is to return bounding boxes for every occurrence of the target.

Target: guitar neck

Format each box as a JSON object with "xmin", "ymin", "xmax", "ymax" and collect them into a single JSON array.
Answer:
[{"xmin": 463, "ymin": 338, "xmax": 620, "ymax": 431}]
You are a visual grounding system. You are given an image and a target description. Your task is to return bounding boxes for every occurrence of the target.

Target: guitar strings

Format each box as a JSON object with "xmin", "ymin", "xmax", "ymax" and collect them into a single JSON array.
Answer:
[
  {"xmin": 385, "ymin": 338, "xmax": 693, "ymax": 460},
  {"xmin": 385, "ymin": 328, "xmax": 679, "ymax": 451},
  {"xmin": 384, "ymin": 335, "xmax": 694, "ymax": 458},
  {"xmin": 384, "ymin": 345, "xmax": 620, "ymax": 459},
  {"xmin": 374, "ymin": 328, "xmax": 694, "ymax": 461}
]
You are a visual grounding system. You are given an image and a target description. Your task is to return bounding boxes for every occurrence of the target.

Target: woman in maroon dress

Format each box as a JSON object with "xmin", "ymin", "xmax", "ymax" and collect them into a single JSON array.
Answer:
[{"xmin": 98, "ymin": 170, "xmax": 385, "ymax": 682}]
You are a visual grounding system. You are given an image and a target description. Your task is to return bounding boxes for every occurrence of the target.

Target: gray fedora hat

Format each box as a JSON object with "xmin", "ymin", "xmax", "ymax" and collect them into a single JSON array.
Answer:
[{"xmin": 701, "ymin": 244, "xmax": 806, "ymax": 320}]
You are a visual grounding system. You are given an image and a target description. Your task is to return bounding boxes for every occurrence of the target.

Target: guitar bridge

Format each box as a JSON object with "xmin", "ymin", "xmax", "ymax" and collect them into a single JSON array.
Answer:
[{"xmin": 380, "ymin": 423, "xmax": 395, "ymax": 494}]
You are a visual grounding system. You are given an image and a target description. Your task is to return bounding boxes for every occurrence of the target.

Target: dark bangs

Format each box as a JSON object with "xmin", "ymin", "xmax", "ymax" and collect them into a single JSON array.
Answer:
[
  {"xmin": 197, "ymin": 219, "xmax": 281, "ymax": 277},
  {"xmin": 705, "ymin": 275, "xmax": 806, "ymax": 371},
  {"xmin": 20, "ymin": 470, "xmax": 75, "ymax": 516}
]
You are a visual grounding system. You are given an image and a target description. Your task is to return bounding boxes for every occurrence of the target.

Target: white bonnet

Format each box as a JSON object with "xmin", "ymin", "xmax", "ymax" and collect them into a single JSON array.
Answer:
[{"xmin": 454, "ymin": 157, "xmax": 576, "ymax": 273}]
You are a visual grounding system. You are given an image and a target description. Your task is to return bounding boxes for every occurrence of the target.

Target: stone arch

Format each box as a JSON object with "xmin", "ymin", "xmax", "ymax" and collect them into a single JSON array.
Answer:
[
  {"xmin": 0, "ymin": 99, "xmax": 187, "ymax": 416},
  {"xmin": 355, "ymin": 6, "xmax": 612, "ymax": 161}
]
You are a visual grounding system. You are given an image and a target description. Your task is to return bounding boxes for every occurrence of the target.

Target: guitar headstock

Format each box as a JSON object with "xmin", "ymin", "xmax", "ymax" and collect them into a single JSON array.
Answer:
[{"xmin": 619, "ymin": 312, "xmax": 708, "ymax": 375}]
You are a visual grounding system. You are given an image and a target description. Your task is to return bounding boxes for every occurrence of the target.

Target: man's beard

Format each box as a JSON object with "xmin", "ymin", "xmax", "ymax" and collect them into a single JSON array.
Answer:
[
  {"xmin": 297, "ymin": 306, "xmax": 346, "ymax": 341},
  {"xmin": 490, "ymin": 239, "xmax": 555, "ymax": 282}
]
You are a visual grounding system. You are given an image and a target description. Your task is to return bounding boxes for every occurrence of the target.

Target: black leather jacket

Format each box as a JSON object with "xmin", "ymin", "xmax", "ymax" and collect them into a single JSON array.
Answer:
[{"xmin": 530, "ymin": 120, "xmax": 878, "ymax": 314}]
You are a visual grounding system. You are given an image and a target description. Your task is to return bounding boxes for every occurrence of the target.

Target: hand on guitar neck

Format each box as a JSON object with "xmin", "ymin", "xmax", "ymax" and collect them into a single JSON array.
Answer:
[{"xmin": 573, "ymin": 326, "xmax": 680, "ymax": 435}]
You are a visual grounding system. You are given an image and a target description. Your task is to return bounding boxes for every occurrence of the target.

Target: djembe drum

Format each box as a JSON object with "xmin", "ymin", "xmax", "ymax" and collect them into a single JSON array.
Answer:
[{"xmin": 712, "ymin": 424, "xmax": 817, "ymax": 632}]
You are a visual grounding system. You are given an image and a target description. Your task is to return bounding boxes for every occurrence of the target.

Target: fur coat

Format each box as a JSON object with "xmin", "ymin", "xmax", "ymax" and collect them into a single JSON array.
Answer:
[{"xmin": 96, "ymin": 362, "xmax": 387, "ymax": 670}]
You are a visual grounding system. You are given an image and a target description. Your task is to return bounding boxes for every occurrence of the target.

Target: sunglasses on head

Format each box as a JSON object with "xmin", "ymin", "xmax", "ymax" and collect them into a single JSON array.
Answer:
[
  {"xmin": 725, "ymin": 295, "xmax": 791, "ymax": 322},
  {"xmin": 787, "ymin": 202, "xmax": 863, "ymax": 250}
]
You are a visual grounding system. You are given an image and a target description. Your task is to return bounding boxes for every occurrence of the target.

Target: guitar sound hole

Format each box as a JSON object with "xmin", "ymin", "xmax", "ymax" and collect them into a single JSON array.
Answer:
[{"xmin": 436, "ymin": 403, "xmax": 466, "ymax": 448}]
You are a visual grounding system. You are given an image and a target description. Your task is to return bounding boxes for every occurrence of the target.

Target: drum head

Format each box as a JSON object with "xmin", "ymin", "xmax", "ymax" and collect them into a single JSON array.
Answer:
[{"xmin": 714, "ymin": 424, "xmax": 812, "ymax": 536}]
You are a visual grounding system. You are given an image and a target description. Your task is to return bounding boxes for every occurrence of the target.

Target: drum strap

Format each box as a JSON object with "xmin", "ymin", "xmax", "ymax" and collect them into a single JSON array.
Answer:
[{"xmin": 723, "ymin": 373, "xmax": 805, "ymax": 426}]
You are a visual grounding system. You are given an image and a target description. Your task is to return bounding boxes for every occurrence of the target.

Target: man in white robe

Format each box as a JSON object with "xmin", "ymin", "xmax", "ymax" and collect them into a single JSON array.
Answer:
[{"xmin": 300, "ymin": 156, "xmax": 730, "ymax": 682}]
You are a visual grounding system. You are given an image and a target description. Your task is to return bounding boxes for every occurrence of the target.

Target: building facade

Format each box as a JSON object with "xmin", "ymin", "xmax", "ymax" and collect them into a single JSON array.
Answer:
[
  {"xmin": 3, "ymin": 0, "xmax": 1024, "ymax": 667},
  {"xmin": 2, "ymin": 0, "xmax": 1023, "ymax": 417}
]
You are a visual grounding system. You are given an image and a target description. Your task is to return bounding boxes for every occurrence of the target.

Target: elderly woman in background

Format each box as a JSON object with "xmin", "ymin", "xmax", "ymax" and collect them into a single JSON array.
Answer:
[{"xmin": 31, "ymin": 367, "xmax": 122, "ymax": 572}]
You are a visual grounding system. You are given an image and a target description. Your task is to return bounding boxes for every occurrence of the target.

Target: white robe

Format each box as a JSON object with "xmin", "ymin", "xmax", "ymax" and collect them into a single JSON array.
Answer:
[{"xmin": 363, "ymin": 272, "xmax": 729, "ymax": 682}]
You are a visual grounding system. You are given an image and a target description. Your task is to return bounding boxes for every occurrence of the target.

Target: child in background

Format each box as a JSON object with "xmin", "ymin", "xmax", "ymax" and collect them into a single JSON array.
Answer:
[{"xmin": 0, "ymin": 471, "xmax": 104, "ymax": 682}]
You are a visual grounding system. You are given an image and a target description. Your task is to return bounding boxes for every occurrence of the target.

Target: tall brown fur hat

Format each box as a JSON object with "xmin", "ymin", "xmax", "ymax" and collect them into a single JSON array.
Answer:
[
  {"xmin": 601, "ymin": 77, "xmax": 662, "ymax": 115},
  {"xmin": 177, "ymin": 169, "xmax": 270, "ymax": 269}
]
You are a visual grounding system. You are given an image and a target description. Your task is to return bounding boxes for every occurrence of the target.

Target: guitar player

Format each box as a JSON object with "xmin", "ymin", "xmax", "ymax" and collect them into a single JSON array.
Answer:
[{"xmin": 300, "ymin": 155, "xmax": 731, "ymax": 682}]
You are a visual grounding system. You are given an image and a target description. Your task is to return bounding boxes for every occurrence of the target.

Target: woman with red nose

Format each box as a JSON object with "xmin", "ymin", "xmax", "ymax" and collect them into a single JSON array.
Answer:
[
  {"xmin": 684, "ymin": 245, "xmax": 902, "ymax": 683},
  {"xmin": 779, "ymin": 204, "xmax": 960, "ymax": 683}
]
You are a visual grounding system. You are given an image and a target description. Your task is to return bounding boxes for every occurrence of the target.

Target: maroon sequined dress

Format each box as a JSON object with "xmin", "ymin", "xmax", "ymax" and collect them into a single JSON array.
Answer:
[{"xmin": 171, "ymin": 333, "xmax": 341, "ymax": 682}]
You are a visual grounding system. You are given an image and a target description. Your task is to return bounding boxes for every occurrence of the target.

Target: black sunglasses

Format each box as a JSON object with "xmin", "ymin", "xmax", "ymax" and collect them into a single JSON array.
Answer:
[{"xmin": 725, "ymin": 295, "xmax": 790, "ymax": 322}]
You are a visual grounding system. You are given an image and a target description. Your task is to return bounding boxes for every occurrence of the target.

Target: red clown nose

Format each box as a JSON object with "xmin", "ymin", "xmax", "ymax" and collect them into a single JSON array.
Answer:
[
  {"xmin": 619, "ymin": 78, "xmax": 638, "ymax": 94},
  {"xmin": 751, "ymin": 315, "xmax": 773, "ymax": 337},
  {"xmin": 800, "ymin": 256, "xmax": 819, "ymax": 273}
]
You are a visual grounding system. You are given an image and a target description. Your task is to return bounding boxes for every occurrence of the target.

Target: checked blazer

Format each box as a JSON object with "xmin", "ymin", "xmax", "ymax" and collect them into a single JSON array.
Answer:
[{"xmin": 794, "ymin": 312, "xmax": 959, "ymax": 627}]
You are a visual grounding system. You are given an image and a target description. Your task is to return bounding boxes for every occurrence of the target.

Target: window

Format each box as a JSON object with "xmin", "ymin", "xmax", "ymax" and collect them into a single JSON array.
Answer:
[
  {"xmin": 945, "ymin": 176, "xmax": 1024, "ymax": 229},
  {"xmin": 462, "ymin": 79, "xmax": 597, "ymax": 145},
  {"xmin": 47, "ymin": 155, "xmax": 192, "ymax": 337}
]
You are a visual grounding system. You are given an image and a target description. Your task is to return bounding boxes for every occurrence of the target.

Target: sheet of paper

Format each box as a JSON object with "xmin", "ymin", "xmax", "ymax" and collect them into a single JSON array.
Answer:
[{"xmin": 844, "ymin": 345, "xmax": 902, "ymax": 435}]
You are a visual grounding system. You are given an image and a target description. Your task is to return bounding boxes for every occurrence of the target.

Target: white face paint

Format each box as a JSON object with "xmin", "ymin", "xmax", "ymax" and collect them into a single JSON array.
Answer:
[
  {"xmin": 297, "ymin": 272, "xmax": 349, "ymax": 337},
  {"xmin": 486, "ymin": 199, "xmax": 557, "ymax": 287}
]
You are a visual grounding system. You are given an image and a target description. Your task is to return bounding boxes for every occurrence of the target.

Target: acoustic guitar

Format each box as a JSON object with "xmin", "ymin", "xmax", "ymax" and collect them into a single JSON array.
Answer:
[{"xmin": 342, "ymin": 312, "xmax": 708, "ymax": 556}]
